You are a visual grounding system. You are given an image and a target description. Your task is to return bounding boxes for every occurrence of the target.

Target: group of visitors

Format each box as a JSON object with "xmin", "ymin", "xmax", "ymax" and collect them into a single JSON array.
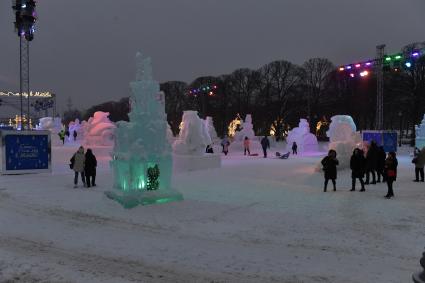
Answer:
[
  {"xmin": 59, "ymin": 129, "xmax": 78, "ymax": 145},
  {"xmin": 321, "ymin": 141, "xmax": 425, "ymax": 199},
  {"xmin": 70, "ymin": 146, "xmax": 97, "ymax": 188}
]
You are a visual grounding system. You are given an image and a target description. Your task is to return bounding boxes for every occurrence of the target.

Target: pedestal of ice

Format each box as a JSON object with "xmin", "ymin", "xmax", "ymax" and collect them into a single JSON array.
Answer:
[
  {"xmin": 416, "ymin": 114, "xmax": 425, "ymax": 149},
  {"xmin": 105, "ymin": 52, "xmax": 183, "ymax": 208},
  {"xmin": 173, "ymin": 111, "xmax": 221, "ymax": 172},
  {"xmin": 326, "ymin": 115, "xmax": 362, "ymax": 168},
  {"xmin": 286, "ymin": 119, "xmax": 318, "ymax": 153}
]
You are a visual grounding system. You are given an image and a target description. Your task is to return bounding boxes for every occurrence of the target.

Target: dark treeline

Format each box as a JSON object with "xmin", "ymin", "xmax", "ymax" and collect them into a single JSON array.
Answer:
[{"xmin": 77, "ymin": 41, "xmax": 425, "ymax": 138}]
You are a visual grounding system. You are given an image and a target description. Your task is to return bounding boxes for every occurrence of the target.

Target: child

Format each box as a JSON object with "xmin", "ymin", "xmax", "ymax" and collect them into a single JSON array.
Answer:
[{"xmin": 243, "ymin": 136, "xmax": 251, "ymax": 156}]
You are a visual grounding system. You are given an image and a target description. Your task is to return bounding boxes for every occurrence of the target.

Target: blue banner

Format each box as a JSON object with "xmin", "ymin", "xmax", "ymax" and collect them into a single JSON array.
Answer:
[
  {"xmin": 383, "ymin": 132, "xmax": 398, "ymax": 152},
  {"xmin": 5, "ymin": 134, "xmax": 49, "ymax": 171},
  {"xmin": 362, "ymin": 131, "xmax": 398, "ymax": 152}
]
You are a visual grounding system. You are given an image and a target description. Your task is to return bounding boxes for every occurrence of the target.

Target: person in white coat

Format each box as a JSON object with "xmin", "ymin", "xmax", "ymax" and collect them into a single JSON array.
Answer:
[{"xmin": 70, "ymin": 146, "xmax": 86, "ymax": 188}]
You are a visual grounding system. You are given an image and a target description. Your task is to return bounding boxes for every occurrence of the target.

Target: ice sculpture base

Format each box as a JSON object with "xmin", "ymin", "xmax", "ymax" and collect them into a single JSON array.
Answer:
[
  {"xmin": 228, "ymin": 140, "xmax": 262, "ymax": 153},
  {"xmin": 416, "ymin": 137, "xmax": 425, "ymax": 149},
  {"xmin": 105, "ymin": 189, "xmax": 183, "ymax": 209},
  {"xmin": 173, "ymin": 153, "xmax": 221, "ymax": 173}
]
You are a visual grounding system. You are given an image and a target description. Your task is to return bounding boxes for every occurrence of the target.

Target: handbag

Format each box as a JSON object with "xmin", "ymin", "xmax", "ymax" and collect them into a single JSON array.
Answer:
[{"xmin": 387, "ymin": 169, "xmax": 396, "ymax": 177}]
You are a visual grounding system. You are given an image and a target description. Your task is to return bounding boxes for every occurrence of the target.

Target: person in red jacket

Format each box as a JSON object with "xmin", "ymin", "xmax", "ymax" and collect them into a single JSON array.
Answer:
[{"xmin": 384, "ymin": 151, "xmax": 398, "ymax": 199}]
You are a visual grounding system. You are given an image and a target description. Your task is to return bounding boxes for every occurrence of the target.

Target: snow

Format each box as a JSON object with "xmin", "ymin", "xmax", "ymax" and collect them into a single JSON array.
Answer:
[
  {"xmin": 286, "ymin": 118, "xmax": 318, "ymax": 153},
  {"xmin": 0, "ymin": 143, "xmax": 424, "ymax": 282},
  {"xmin": 83, "ymin": 112, "xmax": 116, "ymax": 146}
]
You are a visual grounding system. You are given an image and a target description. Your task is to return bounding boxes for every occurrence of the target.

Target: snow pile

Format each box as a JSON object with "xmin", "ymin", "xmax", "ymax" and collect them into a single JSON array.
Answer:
[
  {"xmin": 173, "ymin": 111, "xmax": 212, "ymax": 155},
  {"xmin": 326, "ymin": 115, "xmax": 362, "ymax": 168},
  {"xmin": 286, "ymin": 118, "xmax": 318, "ymax": 153},
  {"xmin": 205, "ymin": 116, "xmax": 218, "ymax": 142},
  {"xmin": 83, "ymin": 112, "xmax": 116, "ymax": 146},
  {"xmin": 108, "ymin": 52, "xmax": 182, "ymax": 207},
  {"xmin": 415, "ymin": 114, "xmax": 425, "ymax": 149}
]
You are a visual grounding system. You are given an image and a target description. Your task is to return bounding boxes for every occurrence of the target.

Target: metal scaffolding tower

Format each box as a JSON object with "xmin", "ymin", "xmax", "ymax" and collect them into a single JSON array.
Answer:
[
  {"xmin": 20, "ymin": 37, "xmax": 30, "ymax": 129},
  {"xmin": 375, "ymin": 44, "xmax": 386, "ymax": 130}
]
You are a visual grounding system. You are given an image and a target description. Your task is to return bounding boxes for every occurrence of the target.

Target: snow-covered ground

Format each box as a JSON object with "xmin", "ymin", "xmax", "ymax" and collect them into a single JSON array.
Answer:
[{"xmin": 0, "ymin": 143, "xmax": 424, "ymax": 282}]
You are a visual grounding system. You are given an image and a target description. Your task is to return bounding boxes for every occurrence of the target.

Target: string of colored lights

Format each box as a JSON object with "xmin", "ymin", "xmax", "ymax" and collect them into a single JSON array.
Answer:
[
  {"xmin": 338, "ymin": 49, "xmax": 424, "ymax": 78},
  {"xmin": 188, "ymin": 84, "xmax": 218, "ymax": 96}
]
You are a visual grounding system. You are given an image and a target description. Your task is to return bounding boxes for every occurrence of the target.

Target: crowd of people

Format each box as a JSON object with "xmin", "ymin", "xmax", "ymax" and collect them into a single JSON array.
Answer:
[{"xmin": 321, "ymin": 141, "xmax": 425, "ymax": 199}]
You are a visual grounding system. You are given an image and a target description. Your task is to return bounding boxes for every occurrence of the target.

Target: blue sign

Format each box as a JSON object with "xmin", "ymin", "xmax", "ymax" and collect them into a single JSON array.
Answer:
[
  {"xmin": 5, "ymin": 134, "xmax": 49, "ymax": 171},
  {"xmin": 362, "ymin": 131, "xmax": 398, "ymax": 152},
  {"xmin": 383, "ymin": 132, "xmax": 397, "ymax": 152}
]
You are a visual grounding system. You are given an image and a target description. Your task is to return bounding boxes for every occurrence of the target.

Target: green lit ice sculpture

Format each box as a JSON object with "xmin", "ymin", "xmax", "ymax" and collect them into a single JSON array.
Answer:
[{"xmin": 105, "ymin": 52, "xmax": 183, "ymax": 208}]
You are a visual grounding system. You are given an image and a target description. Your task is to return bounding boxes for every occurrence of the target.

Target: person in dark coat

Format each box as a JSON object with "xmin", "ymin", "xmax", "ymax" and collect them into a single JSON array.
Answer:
[
  {"xmin": 260, "ymin": 136, "xmax": 270, "ymax": 158},
  {"xmin": 292, "ymin": 142, "xmax": 298, "ymax": 155},
  {"xmin": 376, "ymin": 146, "xmax": 386, "ymax": 183},
  {"xmin": 205, "ymin": 144, "xmax": 214, "ymax": 154},
  {"xmin": 73, "ymin": 130, "xmax": 78, "ymax": 141},
  {"xmin": 350, "ymin": 148, "xmax": 366, "ymax": 191},
  {"xmin": 84, "ymin": 148, "xmax": 97, "ymax": 187},
  {"xmin": 384, "ymin": 151, "xmax": 398, "ymax": 198},
  {"xmin": 365, "ymin": 141, "xmax": 378, "ymax": 185},
  {"xmin": 321, "ymin": 149, "xmax": 339, "ymax": 192}
]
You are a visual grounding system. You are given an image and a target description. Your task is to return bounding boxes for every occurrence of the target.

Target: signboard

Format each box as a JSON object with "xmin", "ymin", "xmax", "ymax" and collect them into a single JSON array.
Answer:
[
  {"xmin": 0, "ymin": 130, "xmax": 51, "ymax": 174},
  {"xmin": 362, "ymin": 130, "xmax": 398, "ymax": 152}
]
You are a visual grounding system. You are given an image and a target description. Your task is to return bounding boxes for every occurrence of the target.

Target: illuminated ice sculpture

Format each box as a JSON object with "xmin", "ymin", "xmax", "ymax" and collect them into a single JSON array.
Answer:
[
  {"xmin": 83, "ymin": 112, "xmax": 116, "ymax": 146},
  {"xmin": 105, "ymin": 52, "xmax": 183, "ymax": 208},
  {"xmin": 416, "ymin": 114, "xmax": 425, "ymax": 149}
]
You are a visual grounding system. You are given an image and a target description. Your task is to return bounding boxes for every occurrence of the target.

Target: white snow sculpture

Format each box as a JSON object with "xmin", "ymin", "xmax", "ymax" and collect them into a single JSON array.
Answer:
[
  {"xmin": 83, "ymin": 111, "xmax": 116, "ymax": 146},
  {"xmin": 173, "ymin": 111, "xmax": 212, "ymax": 155},
  {"xmin": 416, "ymin": 114, "xmax": 425, "ymax": 149},
  {"xmin": 205, "ymin": 116, "xmax": 218, "ymax": 142},
  {"xmin": 286, "ymin": 119, "xmax": 318, "ymax": 153},
  {"xmin": 326, "ymin": 115, "xmax": 362, "ymax": 168},
  {"xmin": 68, "ymin": 118, "xmax": 83, "ymax": 142},
  {"xmin": 233, "ymin": 114, "xmax": 256, "ymax": 142},
  {"xmin": 37, "ymin": 117, "xmax": 63, "ymax": 146}
]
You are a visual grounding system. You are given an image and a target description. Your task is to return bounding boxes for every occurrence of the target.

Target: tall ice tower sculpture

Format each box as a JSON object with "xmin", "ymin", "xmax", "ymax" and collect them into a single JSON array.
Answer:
[{"xmin": 106, "ymin": 52, "xmax": 183, "ymax": 208}]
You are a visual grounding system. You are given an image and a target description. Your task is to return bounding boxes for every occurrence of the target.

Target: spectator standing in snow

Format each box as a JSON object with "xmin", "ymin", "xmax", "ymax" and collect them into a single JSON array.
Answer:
[
  {"xmin": 73, "ymin": 130, "xmax": 78, "ymax": 141},
  {"xmin": 243, "ymin": 136, "xmax": 251, "ymax": 156},
  {"xmin": 384, "ymin": 151, "xmax": 398, "ymax": 198},
  {"xmin": 292, "ymin": 142, "xmax": 298, "ymax": 155},
  {"xmin": 376, "ymin": 146, "xmax": 386, "ymax": 183},
  {"xmin": 365, "ymin": 141, "xmax": 378, "ymax": 185},
  {"xmin": 321, "ymin": 149, "xmax": 339, "ymax": 192},
  {"xmin": 350, "ymin": 148, "xmax": 366, "ymax": 191},
  {"xmin": 70, "ymin": 146, "xmax": 86, "ymax": 188},
  {"xmin": 84, "ymin": 148, "xmax": 97, "ymax": 187},
  {"xmin": 58, "ymin": 130, "xmax": 65, "ymax": 145},
  {"xmin": 413, "ymin": 147, "xmax": 425, "ymax": 182},
  {"xmin": 261, "ymin": 136, "xmax": 270, "ymax": 158},
  {"xmin": 221, "ymin": 136, "xmax": 230, "ymax": 156}
]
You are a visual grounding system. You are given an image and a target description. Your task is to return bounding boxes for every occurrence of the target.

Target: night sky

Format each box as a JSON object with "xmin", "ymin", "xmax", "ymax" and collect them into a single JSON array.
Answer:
[{"xmin": 0, "ymin": 0, "xmax": 424, "ymax": 112}]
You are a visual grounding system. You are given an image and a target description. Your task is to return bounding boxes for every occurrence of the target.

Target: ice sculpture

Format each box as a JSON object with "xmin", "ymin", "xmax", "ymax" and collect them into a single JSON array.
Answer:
[
  {"xmin": 233, "ymin": 114, "xmax": 256, "ymax": 142},
  {"xmin": 326, "ymin": 115, "xmax": 362, "ymax": 168},
  {"xmin": 416, "ymin": 114, "xmax": 425, "ymax": 149},
  {"xmin": 68, "ymin": 119, "xmax": 83, "ymax": 142},
  {"xmin": 205, "ymin": 116, "xmax": 218, "ymax": 142},
  {"xmin": 173, "ymin": 111, "xmax": 212, "ymax": 155},
  {"xmin": 105, "ymin": 52, "xmax": 183, "ymax": 208},
  {"xmin": 83, "ymin": 112, "xmax": 116, "ymax": 146},
  {"xmin": 36, "ymin": 117, "xmax": 63, "ymax": 146},
  {"xmin": 286, "ymin": 119, "xmax": 318, "ymax": 153},
  {"xmin": 173, "ymin": 111, "xmax": 220, "ymax": 172}
]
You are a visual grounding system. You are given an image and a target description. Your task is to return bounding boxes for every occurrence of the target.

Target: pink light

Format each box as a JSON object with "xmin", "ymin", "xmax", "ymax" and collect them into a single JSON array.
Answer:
[
  {"xmin": 365, "ymin": 62, "xmax": 372, "ymax": 66},
  {"xmin": 350, "ymin": 73, "xmax": 355, "ymax": 78},
  {"xmin": 355, "ymin": 64, "xmax": 361, "ymax": 68}
]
